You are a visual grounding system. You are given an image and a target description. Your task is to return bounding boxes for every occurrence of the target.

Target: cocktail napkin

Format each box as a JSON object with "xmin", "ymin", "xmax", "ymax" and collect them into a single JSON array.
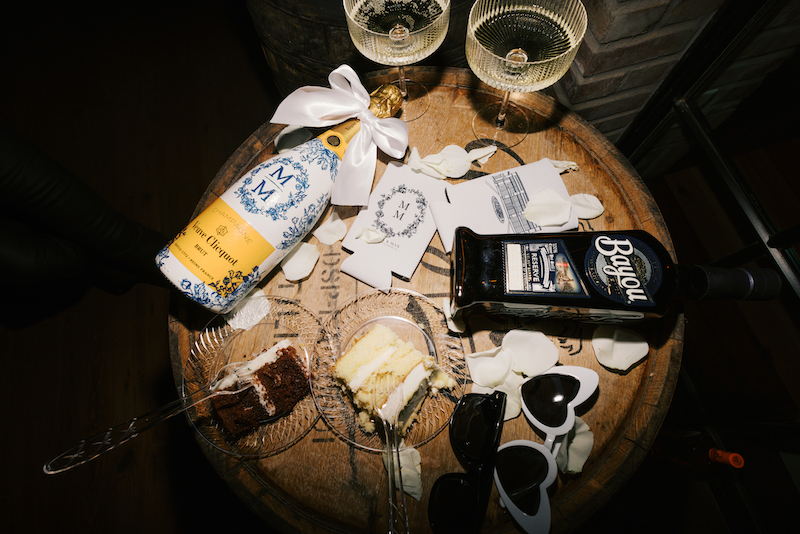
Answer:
[
  {"xmin": 431, "ymin": 159, "xmax": 579, "ymax": 253},
  {"xmin": 341, "ymin": 162, "xmax": 446, "ymax": 288}
]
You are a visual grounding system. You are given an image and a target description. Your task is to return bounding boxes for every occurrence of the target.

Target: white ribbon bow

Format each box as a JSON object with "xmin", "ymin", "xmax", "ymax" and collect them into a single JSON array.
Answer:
[{"xmin": 269, "ymin": 65, "xmax": 409, "ymax": 206}]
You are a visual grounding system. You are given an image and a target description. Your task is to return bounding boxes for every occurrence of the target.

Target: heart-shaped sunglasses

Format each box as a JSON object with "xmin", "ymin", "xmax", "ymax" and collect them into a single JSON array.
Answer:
[
  {"xmin": 497, "ymin": 366, "xmax": 599, "ymax": 533},
  {"xmin": 429, "ymin": 391, "xmax": 506, "ymax": 534},
  {"xmin": 429, "ymin": 366, "xmax": 598, "ymax": 533}
]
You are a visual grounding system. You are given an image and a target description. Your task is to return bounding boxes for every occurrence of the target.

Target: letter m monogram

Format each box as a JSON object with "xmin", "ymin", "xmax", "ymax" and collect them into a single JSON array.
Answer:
[
  {"xmin": 394, "ymin": 200, "xmax": 410, "ymax": 221},
  {"xmin": 251, "ymin": 179, "xmax": 276, "ymax": 201},
  {"xmin": 270, "ymin": 165, "xmax": 294, "ymax": 186}
]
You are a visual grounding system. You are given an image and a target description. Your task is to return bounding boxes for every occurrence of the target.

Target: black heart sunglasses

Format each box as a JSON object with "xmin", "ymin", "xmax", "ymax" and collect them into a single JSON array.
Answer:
[{"xmin": 429, "ymin": 366, "xmax": 598, "ymax": 533}]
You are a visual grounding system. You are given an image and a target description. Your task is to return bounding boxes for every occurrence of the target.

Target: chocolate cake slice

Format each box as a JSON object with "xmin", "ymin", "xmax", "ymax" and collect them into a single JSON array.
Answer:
[{"xmin": 211, "ymin": 340, "xmax": 309, "ymax": 436}]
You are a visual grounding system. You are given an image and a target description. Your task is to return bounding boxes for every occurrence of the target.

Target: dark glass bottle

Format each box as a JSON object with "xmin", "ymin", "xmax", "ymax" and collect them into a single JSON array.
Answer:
[
  {"xmin": 450, "ymin": 227, "xmax": 782, "ymax": 323},
  {"xmin": 651, "ymin": 429, "xmax": 745, "ymax": 471}
]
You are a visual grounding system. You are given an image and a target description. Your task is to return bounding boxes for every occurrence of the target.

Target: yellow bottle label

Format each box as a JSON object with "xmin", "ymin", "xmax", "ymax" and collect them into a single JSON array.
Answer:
[{"xmin": 168, "ymin": 197, "xmax": 274, "ymax": 296}]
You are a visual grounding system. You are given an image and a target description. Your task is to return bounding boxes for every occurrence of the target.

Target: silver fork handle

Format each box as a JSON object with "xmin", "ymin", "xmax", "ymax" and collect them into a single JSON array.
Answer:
[{"xmin": 382, "ymin": 419, "xmax": 410, "ymax": 534}]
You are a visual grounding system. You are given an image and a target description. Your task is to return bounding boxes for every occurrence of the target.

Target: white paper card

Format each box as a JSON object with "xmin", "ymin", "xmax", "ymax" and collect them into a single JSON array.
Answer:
[
  {"xmin": 341, "ymin": 162, "xmax": 447, "ymax": 288},
  {"xmin": 431, "ymin": 159, "xmax": 579, "ymax": 253}
]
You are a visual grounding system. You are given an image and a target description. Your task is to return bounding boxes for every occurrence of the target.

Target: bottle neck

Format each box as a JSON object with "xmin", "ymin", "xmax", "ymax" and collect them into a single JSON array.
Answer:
[
  {"xmin": 674, "ymin": 265, "xmax": 710, "ymax": 300},
  {"xmin": 675, "ymin": 264, "xmax": 782, "ymax": 300},
  {"xmin": 317, "ymin": 119, "xmax": 360, "ymax": 160}
]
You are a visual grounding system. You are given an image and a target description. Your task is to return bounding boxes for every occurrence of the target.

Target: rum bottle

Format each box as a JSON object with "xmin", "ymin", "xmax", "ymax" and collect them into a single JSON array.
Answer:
[{"xmin": 450, "ymin": 227, "xmax": 782, "ymax": 323}]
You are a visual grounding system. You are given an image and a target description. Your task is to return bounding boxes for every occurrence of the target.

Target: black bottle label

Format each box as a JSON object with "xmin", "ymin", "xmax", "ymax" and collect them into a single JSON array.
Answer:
[
  {"xmin": 503, "ymin": 239, "xmax": 590, "ymax": 298},
  {"xmin": 584, "ymin": 235, "xmax": 662, "ymax": 307}
]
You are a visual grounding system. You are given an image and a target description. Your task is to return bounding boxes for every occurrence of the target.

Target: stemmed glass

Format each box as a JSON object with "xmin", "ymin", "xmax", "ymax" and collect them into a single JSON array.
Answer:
[
  {"xmin": 465, "ymin": 0, "xmax": 587, "ymax": 147},
  {"xmin": 344, "ymin": 0, "xmax": 451, "ymax": 121}
]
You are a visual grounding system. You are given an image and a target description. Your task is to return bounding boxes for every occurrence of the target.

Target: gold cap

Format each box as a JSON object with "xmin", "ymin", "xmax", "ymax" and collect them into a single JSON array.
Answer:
[{"xmin": 368, "ymin": 84, "xmax": 403, "ymax": 119}]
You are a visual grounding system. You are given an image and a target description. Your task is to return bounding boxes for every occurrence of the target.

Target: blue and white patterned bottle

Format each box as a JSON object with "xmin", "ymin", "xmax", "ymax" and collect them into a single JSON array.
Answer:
[{"xmin": 156, "ymin": 120, "xmax": 359, "ymax": 313}]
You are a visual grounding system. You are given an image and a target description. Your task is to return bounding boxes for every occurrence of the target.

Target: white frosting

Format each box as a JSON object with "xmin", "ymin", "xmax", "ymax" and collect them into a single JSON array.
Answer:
[
  {"xmin": 380, "ymin": 362, "xmax": 429, "ymax": 421},
  {"xmin": 250, "ymin": 378, "xmax": 277, "ymax": 415},
  {"xmin": 347, "ymin": 346, "xmax": 396, "ymax": 391},
  {"xmin": 238, "ymin": 339, "xmax": 292, "ymax": 379},
  {"xmin": 212, "ymin": 339, "xmax": 293, "ymax": 391}
]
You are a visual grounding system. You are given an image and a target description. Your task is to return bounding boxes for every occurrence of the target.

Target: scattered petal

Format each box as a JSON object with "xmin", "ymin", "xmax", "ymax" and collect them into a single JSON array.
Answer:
[
  {"xmin": 408, "ymin": 144, "xmax": 497, "ymax": 179},
  {"xmin": 383, "ymin": 440, "xmax": 423, "ymax": 500},
  {"xmin": 544, "ymin": 158, "xmax": 579, "ymax": 173},
  {"xmin": 555, "ymin": 416, "xmax": 594, "ymax": 474},
  {"xmin": 468, "ymin": 145, "xmax": 497, "ymax": 164},
  {"xmin": 224, "ymin": 289, "xmax": 271, "ymax": 330},
  {"xmin": 442, "ymin": 298, "xmax": 465, "ymax": 333},
  {"xmin": 473, "ymin": 372, "xmax": 524, "ymax": 421},
  {"xmin": 313, "ymin": 211, "xmax": 348, "ymax": 245},
  {"xmin": 570, "ymin": 193, "xmax": 604, "ymax": 220},
  {"xmin": 523, "ymin": 189, "xmax": 573, "ymax": 227},
  {"xmin": 280, "ymin": 243, "xmax": 320, "ymax": 281},
  {"xmin": 592, "ymin": 326, "xmax": 649, "ymax": 371},
  {"xmin": 468, "ymin": 330, "xmax": 561, "ymax": 421},
  {"xmin": 466, "ymin": 347, "xmax": 509, "ymax": 388},
  {"xmin": 408, "ymin": 146, "xmax": 446, "ymax": 179},
  {"xmin": 436, "ymin": 145, "xmax": 472, "ymax": 178},
  {"xmin": 503, "ymin": 330, "xmax": 559, "ymax": 376},
  {"xmin": 356, "ymin": 226, "xmax": 386, "ymax": 243}
]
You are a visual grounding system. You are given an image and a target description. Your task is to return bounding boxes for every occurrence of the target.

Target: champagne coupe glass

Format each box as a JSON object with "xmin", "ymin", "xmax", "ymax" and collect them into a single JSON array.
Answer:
[
  {"xmin": 344, "ymin": 0, "xmax": 451, "ymax": 121},
  {"xmin": 466, "ymin": 0, "xmax": 587, "ymax": 147}
]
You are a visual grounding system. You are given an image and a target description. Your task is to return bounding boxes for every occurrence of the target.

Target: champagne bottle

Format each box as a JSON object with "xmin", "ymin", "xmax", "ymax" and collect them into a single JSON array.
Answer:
[
  {"xmin": 156, "ymin": 85, "xmax": 403, "ymax": 313},
  {"xmin": 450, "ymin": 227, "xmax": 782, "ymax": 323}
]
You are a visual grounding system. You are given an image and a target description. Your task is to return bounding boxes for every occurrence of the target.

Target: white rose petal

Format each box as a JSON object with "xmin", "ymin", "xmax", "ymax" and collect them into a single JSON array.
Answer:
[
  {"xmin": 313, "ymin": 211, "xmax": 348, "ymax": 245},
  {"xmin": 502, "ymin": 329, "xmax": 559, "ymax": 377},
  {"xmin": 442, "ymin": 298, "xmax": 465, "ymax": 333},
  {"xmin": 523, "ymin": 189, "xmax": 573, "ymax": 227},
  {"xmin": 466, "ymin": 347, "xmax": 510, "ymax": 388},
  {"xmin": 474, "ymin": 371, "xmax": 524, "ymax": 421},
  {"xmin": 280, "ymin": 243, "xmax": 320, "ymax": 281},
  {"xmin": 408, "ymin": 146, "xmax": 447, "ymax": 179},
  {"xmin": 555, "ymin": 416, "xmax": 594, "ymax": 474},
  {"xmin": 570, "ymin": 193, "xmax": 604, "ymax": 220},
  {"xmin": 408, "ymin": 144, "xmax": 497, "ymax": 179},
  {"xmin": 468, "ymin": 145, "xmax": 497, "ymax": 164},
  {"xmin": 544, "ymin": 158, "xmax": 579, "ymax": 173},
  {"xmin": 592, "ymin": 326, "xmax": 650, "ymax": 371},
  {"xmin": 436, "ymin": 145, "xmax": 473, "ymax": 177},
  {"xmin": 356, "ymin": 226, "xmax": 386, "ymax": 244},
  {"xmin": 383, "ymin": 440, "xmax": 423, "ymax": 500}
]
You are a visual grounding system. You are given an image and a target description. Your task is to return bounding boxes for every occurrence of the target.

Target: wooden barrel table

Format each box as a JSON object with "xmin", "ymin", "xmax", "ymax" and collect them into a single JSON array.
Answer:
[{"xmin": 168, "ymin": 66, "xmax": 684, "ymax": 533}]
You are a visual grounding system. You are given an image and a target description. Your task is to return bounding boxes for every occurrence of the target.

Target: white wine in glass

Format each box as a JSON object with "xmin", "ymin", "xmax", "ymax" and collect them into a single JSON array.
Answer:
[
  {"xmin": 344, "ymin": 0, "xmax": 451, "ymax": 121},
  {"xmin": 466, "ymin": 0, "xmax": 587, "ymax": 146}
]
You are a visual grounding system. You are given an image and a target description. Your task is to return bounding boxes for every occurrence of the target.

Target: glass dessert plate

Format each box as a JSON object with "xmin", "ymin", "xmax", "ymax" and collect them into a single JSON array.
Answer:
[
  {"xmin": 181, "ymin": 296, "xmax": 323, "ymax": 457},
  {"xmin": 311, "ymin": 288, "xmax": 468, "ymax": 452}
]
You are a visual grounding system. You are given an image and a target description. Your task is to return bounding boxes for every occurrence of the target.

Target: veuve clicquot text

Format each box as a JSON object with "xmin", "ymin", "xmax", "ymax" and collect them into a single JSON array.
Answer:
[{"xmin": 451, "ymin": 227, "xmax": 782, "ymax": 323}]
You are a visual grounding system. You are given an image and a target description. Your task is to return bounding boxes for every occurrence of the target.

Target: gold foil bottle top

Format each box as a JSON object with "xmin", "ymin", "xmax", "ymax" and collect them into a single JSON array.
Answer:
[{"xmin": 368, "ymin": 84, "xmax": 403, "ymax": 119}]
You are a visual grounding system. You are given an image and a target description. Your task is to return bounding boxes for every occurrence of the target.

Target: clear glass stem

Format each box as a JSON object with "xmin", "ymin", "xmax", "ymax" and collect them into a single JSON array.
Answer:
[
  {"xmin": 398, "ymin": 66, "xmax": 408, "ymax": 99},
  {"xmin": 496, "ymin": 91, "xmax": 512, "ymax": 127}
]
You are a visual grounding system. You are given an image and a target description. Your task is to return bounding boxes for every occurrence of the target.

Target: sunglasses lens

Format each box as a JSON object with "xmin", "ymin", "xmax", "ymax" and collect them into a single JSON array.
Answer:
[
  {"xmin": 521, "ymin": 374, "xmax": 579, "ymax": 428},
  {"xmin": 450, "ymin": 393, "xmax": 505, "ymax": 466},
  {"xmin": 429, "ymin": 474, "xmax": 481, "ymax": 533},
  {"xmin": 495, "ymin": 445, "xmax": 550, "ymax": 515}
]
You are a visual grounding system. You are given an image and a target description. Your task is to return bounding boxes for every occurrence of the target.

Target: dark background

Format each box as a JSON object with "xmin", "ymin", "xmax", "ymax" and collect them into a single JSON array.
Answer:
[{"xmin": 2, "ymin": 1, "xmax": 798, "ymax": 533}]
